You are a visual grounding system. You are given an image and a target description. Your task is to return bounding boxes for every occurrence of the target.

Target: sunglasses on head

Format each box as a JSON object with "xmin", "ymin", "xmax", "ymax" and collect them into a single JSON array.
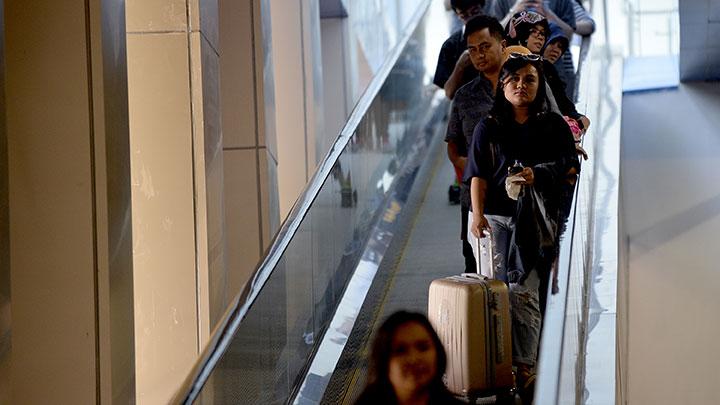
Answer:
[{"xmin": 508, "ymin": 52, "xmax": 542, "ymax": 61}]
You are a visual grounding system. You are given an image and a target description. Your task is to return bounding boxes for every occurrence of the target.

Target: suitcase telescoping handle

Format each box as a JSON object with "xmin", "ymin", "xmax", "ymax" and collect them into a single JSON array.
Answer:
[{"xmin": 476, "ymin": 229, "xmax": 495, "ymax": 279}]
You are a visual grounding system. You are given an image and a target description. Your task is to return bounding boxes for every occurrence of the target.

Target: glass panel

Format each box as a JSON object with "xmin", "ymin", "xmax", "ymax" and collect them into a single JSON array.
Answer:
[
  {"xmin": 607, "ymin": 0, "xmax": 679, "ymax": 57},
  {"xmin": 193, "ymin": 4, "xmax": 443, "ymax": 403},
  {"xmin": 203, "ymin": 254, "xmax": 290, "ymax": 403},
  {"xmin": 346, "ymin": 0, "xmax": 425, "ymax": 77},
  {"xmin": 540, "ymin": 1, "xmax": 622, "ymax": 401}
]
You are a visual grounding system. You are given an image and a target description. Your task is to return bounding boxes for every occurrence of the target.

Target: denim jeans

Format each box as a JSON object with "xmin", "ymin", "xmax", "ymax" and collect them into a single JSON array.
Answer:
[{"xmin": 466, "ymin": 213, "xmax": 517, "ymax": 284}]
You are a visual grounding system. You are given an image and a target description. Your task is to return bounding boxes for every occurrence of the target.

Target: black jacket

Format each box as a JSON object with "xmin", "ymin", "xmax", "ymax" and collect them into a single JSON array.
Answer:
[{"xmin": 355, "ymin": 384, "xmax": 464, "ymax": 405}]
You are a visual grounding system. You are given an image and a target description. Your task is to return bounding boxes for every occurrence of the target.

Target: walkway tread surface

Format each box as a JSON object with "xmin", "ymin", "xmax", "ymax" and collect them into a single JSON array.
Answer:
[
  {"xmin": 321, "ymin": 129, "xmax": 458, "ymax": 404},
  {"xmin": 322, "ymin": 132, "xmax": 505, "ymax": 404}
]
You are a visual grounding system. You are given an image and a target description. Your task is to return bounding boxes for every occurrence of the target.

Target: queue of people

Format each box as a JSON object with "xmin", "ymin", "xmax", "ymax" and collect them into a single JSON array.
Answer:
[{"xmin": 355, "ymin": 1, "xmax": 594, "ymax": 404}]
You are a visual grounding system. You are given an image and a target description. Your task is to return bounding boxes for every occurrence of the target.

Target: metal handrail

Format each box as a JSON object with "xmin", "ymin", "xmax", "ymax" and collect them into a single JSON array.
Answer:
[{"xmin": 171, "ymin": 2, "xmax": 431, "ymax": 403}]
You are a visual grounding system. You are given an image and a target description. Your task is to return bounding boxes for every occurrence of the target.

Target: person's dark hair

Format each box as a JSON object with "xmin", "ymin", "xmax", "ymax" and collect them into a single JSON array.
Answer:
[
  {"xmin": 490, "ymin": 56, "xmax": 548, "ymax": 123},
  {"xmin": 451, "ymin": 0, "xmax": 485, "ymax": 12},
  {"xmin": 366, "ymin": 311, "xmax": 448, "ymax": 396},
  {"xmin": 504, "ymin": 11, "xmax": 550, "ymax": 49},
  {"xmin": 463, "ymin": 15, "xmax": 504, "ymax": 44}
]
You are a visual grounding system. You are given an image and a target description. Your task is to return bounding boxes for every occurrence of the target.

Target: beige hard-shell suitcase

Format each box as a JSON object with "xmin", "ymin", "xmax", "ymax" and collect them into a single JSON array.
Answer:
[{"xmin": 427, "ymin": 235, "xmax": 513, "ymax": 399}]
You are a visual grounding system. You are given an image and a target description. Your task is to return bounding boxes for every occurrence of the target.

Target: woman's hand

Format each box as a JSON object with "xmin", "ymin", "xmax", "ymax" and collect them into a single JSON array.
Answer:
[
  {"xmin": 579, "ymin": 116, "xmax": 591, "ymax": 132},
  {"xmin": 576, "ymin": 144, "xmax": 589, "ymax": 160},
  {"xmin": 516, "ymin": 167, "xmax": 535, "ymax": 185},
  {"xmin": 470, "ymin": 213, "xmax": 491, "ymax": 239}
]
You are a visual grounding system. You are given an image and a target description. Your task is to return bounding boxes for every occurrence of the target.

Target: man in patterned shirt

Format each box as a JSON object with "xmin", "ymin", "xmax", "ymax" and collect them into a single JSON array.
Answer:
[{"xmin": 445, "ymin": 15, "xmax": 506, "ymax": 275}]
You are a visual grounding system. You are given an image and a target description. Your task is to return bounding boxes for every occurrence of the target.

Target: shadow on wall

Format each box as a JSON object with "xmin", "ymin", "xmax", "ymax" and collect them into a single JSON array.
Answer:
[
  {"xmin": 621, "ymin": 83, "xmax": 720, "ymax": 160},
  {"xmin": 622, "ymin": 82, "xmax": 720, "ymax": 255}
]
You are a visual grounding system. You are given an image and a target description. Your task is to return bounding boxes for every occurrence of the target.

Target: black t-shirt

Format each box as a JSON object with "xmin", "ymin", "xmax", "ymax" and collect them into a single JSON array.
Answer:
[
  {"xmin": 432, "ymin": 29, "xmax": 478, "ymax": 89},
  {"xmin": 463, "ymin": 112, "xmax": 578, "ymax": 216}
]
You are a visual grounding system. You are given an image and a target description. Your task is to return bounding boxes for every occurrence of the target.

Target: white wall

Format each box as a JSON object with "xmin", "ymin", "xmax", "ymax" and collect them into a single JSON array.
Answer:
[{"xmin": 620, "ymin": 82, "xmax": 720, "ymax": 404}]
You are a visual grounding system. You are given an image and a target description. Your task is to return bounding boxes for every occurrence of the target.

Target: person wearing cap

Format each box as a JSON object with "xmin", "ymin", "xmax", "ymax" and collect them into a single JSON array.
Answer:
[
  {"xmin": 490, "ymin": 0, "xmax": 575, "ymax": 35},
  {"xmin": 445, "ymin": 15, "xmax": 507, "ymax": 277},
  {"xmin": 502, "ymin": 44, "xmax": 533, "ymax": 62},
  {"xmin": 503, "ymin": 10, "xmax": 550, "ymax": 54},
  {"xmin": 433, "ymin": 0, "xmax": 490, "ymax": 100}
]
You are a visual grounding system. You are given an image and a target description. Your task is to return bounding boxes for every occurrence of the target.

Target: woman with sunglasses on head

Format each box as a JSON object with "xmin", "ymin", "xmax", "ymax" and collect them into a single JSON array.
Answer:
[
  {"xmin": 505, "ymin": 11, "xmax": 589, "ymax": 299},
  {"xmin": 355, "ymin": 311, "xmax": 463, "ymax": 405},
  {"xmin": 464, "ymin": 55, "xmax": 578, "ymax": 404}
]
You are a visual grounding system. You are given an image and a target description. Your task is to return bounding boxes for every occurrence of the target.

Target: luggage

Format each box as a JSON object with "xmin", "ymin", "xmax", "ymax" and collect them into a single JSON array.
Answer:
[{"xmin": 427, "ymin": 235, "xmax": 513, "ymax": 399}]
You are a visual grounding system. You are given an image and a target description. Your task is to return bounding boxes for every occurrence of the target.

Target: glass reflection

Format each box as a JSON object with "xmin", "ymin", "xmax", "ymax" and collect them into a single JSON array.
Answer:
[
  {"xmin": 540, "ymin": 1, "xmax": 623, "ymax": 401},
  {"xmin": 347, "ymin": 0, "xmax": 424, "ymax": 75},
  {"xmin": 196, "ymin": 4, "xmax": 444, "ymax": 403}
]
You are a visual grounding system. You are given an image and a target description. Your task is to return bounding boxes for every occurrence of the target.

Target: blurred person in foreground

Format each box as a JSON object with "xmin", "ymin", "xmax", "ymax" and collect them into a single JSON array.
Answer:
[{"xmin": 355, "ymin": 311, "xmax": 463, "ymax": 405}]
